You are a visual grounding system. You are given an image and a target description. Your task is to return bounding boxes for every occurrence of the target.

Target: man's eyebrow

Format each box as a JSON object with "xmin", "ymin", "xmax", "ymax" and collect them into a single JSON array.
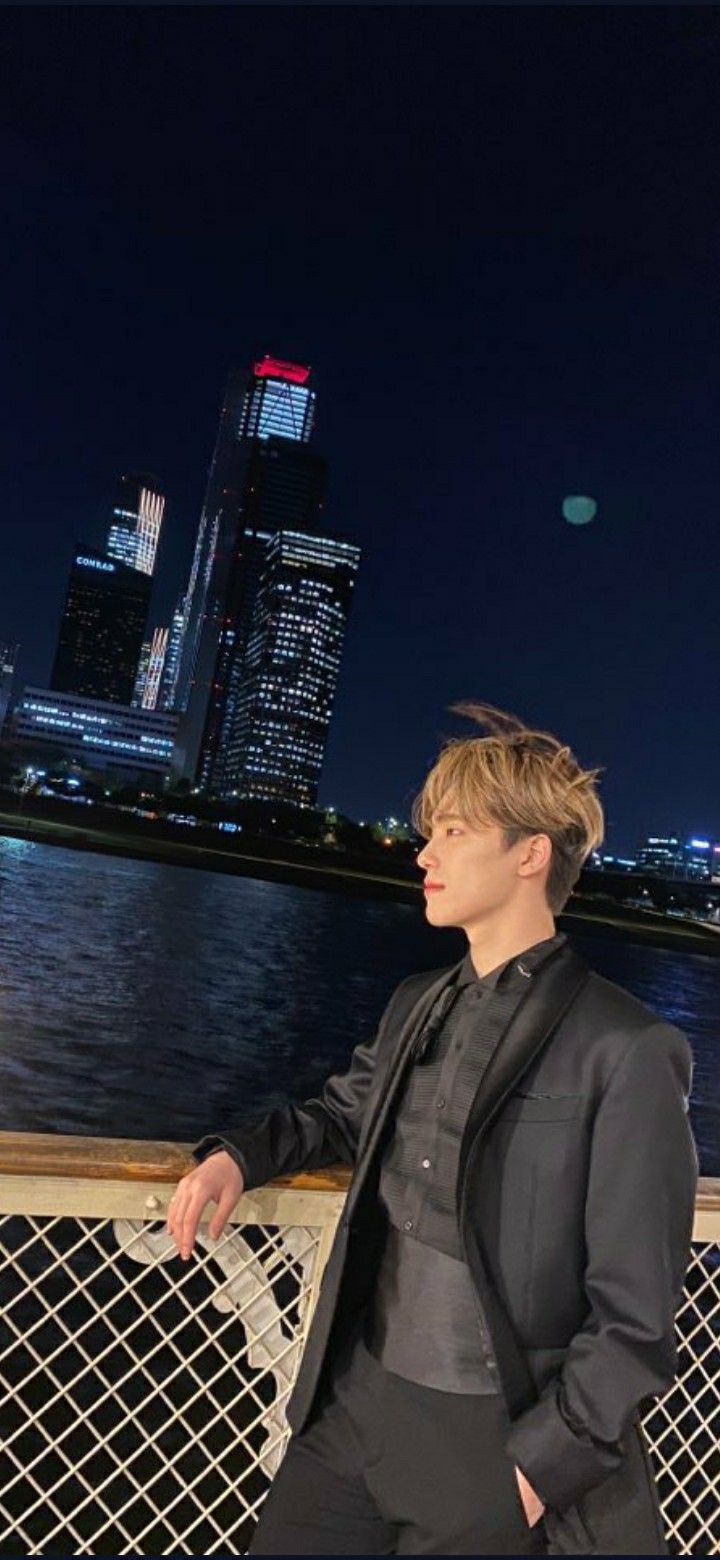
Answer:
[{"xmin": 431, "ymin": 810, "xmax": 464, "ymax": 823}]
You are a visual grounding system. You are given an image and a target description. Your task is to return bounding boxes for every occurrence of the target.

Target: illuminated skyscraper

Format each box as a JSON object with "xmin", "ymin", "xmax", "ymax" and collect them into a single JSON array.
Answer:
[
  {"xmin": 51, "ymin": 547, "xmax": 151, "ymax": 706},
  {"xmin": 212, "ymin": 529, "xmax": 361, "ymax": 806},
  {"xmin": 157, "ymin": 593, "xmax": 186, "ymax": 712},
  {"xmin": 133, "ymin": 627, "xmax": 169, "ymax": 711},
  {"xmin": 242, "ymin": 356, "xmax": 316, "ymax": 441},
  {"xmin": 107, "ymin": 474, "xmax": 166, "ymax": 578},
  {"xmin": 141, "ymin": 626, "xmax": 169, "ymax": 711},
  {"xmin": 132, "ymin": 639, "xmax": 152, "ymax": 708},
  {"xmin": 0, "ymin": 643, "xmax": 18, "ymax": 735},
  {"xmin": 174, "ymin": 356, "xmax": 325, "ymax": 780}
]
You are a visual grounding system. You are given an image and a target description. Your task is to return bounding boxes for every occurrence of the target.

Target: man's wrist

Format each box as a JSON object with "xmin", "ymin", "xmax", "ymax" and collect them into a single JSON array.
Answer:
[{"xmin": 193, "ymin": 1135, "xmax": 250, "ymax": 1185}]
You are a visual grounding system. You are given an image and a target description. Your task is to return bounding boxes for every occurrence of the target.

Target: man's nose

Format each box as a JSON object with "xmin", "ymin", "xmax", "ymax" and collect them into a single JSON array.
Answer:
[{"xmin": 416, "ymin": 840, "xmax": 436, "ymax": 870}]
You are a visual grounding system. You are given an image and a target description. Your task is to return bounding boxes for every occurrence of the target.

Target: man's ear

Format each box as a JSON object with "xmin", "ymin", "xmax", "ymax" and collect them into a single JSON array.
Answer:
[{"xmin": 517, "ymin": 833, "xmax": 552, "ymax": 879}]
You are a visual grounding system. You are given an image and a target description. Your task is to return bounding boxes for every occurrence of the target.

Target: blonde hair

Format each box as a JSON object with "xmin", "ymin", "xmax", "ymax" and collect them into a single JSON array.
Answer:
[{"xmin": 412, "ymin": 701, "xmax": 605, "ymax": 914}]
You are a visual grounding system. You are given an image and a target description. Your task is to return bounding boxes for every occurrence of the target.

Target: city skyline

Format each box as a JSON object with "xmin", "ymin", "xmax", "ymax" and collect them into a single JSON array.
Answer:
[
  {"xmin": 2, "ymin": 9, "xmax": 719, "ymax": 852},
  {"xmin": 2, "ymin": 352, "xmax": 364, "ymax": 808},
  {"xmin": 3, "ymin": 344, "xmax": 719, "ymax": 859}
]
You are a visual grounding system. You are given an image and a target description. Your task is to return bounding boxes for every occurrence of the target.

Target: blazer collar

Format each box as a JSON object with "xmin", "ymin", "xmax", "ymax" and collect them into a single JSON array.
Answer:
[{"xmin": 456, "ymin": 930, "xmax": 568, "ymax": 993}]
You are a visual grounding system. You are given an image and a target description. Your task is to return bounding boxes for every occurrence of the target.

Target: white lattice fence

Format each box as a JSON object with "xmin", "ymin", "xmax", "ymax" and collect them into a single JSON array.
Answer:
[
  {"xmin": 0, "ymin": 1174, "xmax": 344, "ymax": 1557},
  {"xmin": 0, "ymin": 1168, "xmax": 717, "ymax": 1556},
  {"xmin": 643, "ymin": 1237, "xmax": 720, "ymax": 1556}
]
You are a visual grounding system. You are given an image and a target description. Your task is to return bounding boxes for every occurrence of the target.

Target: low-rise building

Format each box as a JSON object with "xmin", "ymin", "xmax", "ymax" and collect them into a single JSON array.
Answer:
[{"xmin": 8, "ymin": 686, "xmax": 177, "ymax": 785}]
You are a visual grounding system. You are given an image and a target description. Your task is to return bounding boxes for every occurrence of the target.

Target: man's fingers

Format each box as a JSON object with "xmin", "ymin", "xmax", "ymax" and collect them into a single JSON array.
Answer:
[
  {"xmin": 165, "ymin": 1193, "xmax": 182, "ymax": 1240},
  {"xmin": 165, "ymin": 1166, "xmax": 241, "ymax": 1255},
  {"xmin": 178, "ymin": 1187, "xmax": 206, "ymax": 1256},
  {"xmin": 208, "ymin": 1187, "xmax": 238, "ymax": 1240},
  {"xmin": 164, "ymin": 1180, "xmax": 205, "ymax": 1257},
  {"xmin": 166, "ymin": 1182, "xmax": 192, "ymax": 1242}
]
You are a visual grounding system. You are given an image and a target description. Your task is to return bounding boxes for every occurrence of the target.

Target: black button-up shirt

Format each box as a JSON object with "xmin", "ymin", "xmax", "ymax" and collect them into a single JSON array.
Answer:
[{"xmin": 366, "ymin": 931, "xmax": 567, "ymax": 1393}]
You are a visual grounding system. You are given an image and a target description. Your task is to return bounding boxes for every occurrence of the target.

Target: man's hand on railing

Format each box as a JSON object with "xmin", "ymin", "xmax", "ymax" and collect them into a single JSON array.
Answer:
[{"xmin": 165, "ymin": 1150, "xmax": 245, "ymax": 1260}]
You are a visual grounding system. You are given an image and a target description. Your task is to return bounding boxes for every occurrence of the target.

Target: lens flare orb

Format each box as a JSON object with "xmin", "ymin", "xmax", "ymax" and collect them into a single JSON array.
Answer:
[{"xmin": 562, "ymin": 495, "xmax": 597, "ymax": 526}]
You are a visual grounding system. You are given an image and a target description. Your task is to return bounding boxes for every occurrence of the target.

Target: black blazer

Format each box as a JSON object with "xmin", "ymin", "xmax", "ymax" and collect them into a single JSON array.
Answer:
[{"xmin": 215, "ymin": 941, "xmax": 699, "ymax": 1555}]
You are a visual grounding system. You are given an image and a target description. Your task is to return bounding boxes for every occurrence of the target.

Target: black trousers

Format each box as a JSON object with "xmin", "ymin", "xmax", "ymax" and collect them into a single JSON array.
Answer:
[{"xmin": 250, "ymin": 1330, "xmax": 548, "ymax": 1556}]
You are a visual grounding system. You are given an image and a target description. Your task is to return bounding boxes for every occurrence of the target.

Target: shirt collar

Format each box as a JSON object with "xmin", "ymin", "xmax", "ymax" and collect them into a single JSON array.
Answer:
[{"xmin": 456, "ymin": 931, "xmax": 567, "ymax": 992}]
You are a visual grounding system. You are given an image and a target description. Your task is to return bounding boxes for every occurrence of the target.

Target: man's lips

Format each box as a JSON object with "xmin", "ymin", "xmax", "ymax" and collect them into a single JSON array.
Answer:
[{"xmin": 423, "ymin": 883, "xmax": 445, "ymax": 893}]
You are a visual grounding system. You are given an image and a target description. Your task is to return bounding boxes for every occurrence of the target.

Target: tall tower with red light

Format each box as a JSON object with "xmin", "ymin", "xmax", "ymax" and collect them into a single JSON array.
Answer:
[{"xmin": 173, "ymin": 356, "xmax": 326, "ymax": 784}]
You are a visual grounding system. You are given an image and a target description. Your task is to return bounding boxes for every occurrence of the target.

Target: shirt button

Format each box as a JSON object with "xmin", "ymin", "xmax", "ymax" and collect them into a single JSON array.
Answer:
[
  {"xmin": 403, "ymin": 1219, "xmax": 414, "ymax": 1232},
  {"xmin": 436, "ymin": 1097, "xmax": 446, "ymax": 1109},
  {"xmin": 421, "ymin": 1157, "xmax": 431, "ymax": 1169}
]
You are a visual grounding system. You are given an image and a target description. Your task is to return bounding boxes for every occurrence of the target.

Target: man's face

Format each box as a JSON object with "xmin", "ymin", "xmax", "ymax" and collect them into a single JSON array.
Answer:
[{"xmin": 415, "ymin": 803, "xmax": 533, "ymax": 930}]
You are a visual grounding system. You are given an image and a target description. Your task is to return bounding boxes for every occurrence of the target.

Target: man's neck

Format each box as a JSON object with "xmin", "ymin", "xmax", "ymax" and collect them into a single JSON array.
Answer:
[{"xmin": 465, "ymin": 916, "xmax": 558, "ymax": 980}]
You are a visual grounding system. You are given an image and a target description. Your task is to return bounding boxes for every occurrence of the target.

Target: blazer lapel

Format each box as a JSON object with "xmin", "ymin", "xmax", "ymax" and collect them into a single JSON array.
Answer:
[
  {"xmin": 454, "ymin": 943, "xmax": 590, "ymax": 1418},
  {"xmin": 346, "ymin": 942, "xmax": 588, "ymax": 1230},
  {"xmin": 457, "ymin": 942, "xmax": 590, "ymax": 1209}
]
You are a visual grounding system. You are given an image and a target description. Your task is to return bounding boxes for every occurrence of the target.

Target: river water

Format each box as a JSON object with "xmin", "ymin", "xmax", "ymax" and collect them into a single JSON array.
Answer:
[{"xmin": 0, "ymin": 834, "xmax": 717, "ymax": 1174}]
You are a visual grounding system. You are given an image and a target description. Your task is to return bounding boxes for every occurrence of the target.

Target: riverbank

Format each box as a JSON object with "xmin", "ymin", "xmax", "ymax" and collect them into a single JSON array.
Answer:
[{"xmin": 2, "ymin": 806, "xmax": 720, "ymax": 958}]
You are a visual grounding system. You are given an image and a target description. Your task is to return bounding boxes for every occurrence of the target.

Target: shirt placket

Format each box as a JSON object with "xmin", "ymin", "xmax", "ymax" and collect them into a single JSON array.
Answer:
[{"xmin": 408, "ymin": 989, "xmax": 478, "ymax": 1240}]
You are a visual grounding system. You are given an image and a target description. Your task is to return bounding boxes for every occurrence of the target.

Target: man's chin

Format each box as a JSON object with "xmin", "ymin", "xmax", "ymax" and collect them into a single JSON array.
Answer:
[{"xmin": 423, "ymin": 894, "xmax": 454, "ymax": 924}]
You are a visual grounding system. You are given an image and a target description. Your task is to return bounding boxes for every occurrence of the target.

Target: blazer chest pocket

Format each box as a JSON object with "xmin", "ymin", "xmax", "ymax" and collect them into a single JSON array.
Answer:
[{"xmin": 499, "ymin": 1093, "xmax": 583, "ymax": 1123}]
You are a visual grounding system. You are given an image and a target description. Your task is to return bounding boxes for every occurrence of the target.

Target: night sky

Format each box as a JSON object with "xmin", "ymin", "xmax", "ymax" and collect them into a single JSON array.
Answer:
[{"xmin": 2, "ymin": 6, "xmax": 720, "ymax": 854}]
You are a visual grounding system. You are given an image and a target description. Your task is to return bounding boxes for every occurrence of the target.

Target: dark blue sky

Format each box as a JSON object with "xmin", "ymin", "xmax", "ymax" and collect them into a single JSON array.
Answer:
[{"xmin": 2, "ymin": 6, "xmax": 719, "ymax": 853}]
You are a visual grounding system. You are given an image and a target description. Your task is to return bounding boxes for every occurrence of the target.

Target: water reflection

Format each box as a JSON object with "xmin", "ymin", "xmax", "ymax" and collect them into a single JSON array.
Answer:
[{"xmin": 0, "ymin": 837, "xmax": 717, "ymax": 1173}]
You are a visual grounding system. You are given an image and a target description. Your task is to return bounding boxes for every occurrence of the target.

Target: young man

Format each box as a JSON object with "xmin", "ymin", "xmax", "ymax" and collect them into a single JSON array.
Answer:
[{"xmin": 167, "ymin": 703, "xmax": 699, "ymax": 1556}]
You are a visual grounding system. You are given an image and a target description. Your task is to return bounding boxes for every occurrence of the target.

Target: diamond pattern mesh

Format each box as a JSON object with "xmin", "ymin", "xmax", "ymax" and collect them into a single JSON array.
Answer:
[
  {"xmin": 0, "ymin": 1205, "xmax": 717, "ymax": 1555},
  {"xmin": 642, "ymin": 1241, "xmax": 720, "ymax": 1556},
  {"xmin": 0, "ymin": 1211, "xmax": 320, "ymax": 1555}
]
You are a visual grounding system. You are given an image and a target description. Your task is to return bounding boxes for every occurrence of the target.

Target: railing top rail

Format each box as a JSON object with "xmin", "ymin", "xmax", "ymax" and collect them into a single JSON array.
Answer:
[
  {"xmin": 0, "ymin": 1131, "xmax": 717, "ymax": 1208},
  {"xmin": 696, "ymin": 1178, "xmax": 720, "ymax": 1212},
  {"xmin": 0, "ymin": 1130, "xmax": 352, "ymax": 1192}
]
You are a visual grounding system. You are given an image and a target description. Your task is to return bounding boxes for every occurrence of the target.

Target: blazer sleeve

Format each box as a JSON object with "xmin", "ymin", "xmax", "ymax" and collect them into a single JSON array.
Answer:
[
  {"xmin": 192, "ymin": 974, "xmax": 418, "ymax": 1190},
  {"xmin": 504, "ymin": 1021, "xmax": 699, "ymax": 1512}
]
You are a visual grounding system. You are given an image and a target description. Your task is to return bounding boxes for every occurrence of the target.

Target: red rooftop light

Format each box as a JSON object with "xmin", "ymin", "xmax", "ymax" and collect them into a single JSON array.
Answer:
[{"xmin": 253, "ymin": 355, "xmax": 311, "ymax": 385}]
